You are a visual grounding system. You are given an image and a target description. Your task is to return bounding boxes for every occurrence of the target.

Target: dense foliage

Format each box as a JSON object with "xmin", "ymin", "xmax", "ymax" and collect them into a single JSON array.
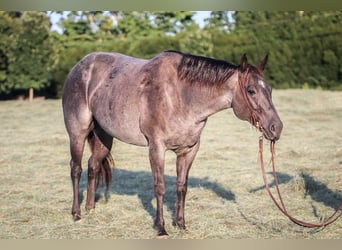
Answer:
[{"xmin": 0, "ymin": 11, "xmax": 341, "ymax": 99}]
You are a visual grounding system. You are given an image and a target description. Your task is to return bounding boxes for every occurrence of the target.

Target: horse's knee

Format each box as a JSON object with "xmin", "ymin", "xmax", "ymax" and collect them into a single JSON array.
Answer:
[
  {"xmin": 176, "ymin": 183, "xmax": 187, "ymax": 195},
  {"xmin": 87, "ymin": 157, "xmax": 101, "ymax": 177},
  {"xmin": 154, "ymin": 183, "xmax": 166, "ymax": 196},
  {"xmin": 87, "ymin": 166, "xmax": 98, "ymax": 179},
  {"xmin": 70, "ymin": 161, "xmax": 82, "ymax": 179}
]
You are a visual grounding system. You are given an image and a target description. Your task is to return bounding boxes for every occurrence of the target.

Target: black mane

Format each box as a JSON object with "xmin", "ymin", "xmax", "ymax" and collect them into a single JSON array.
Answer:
[{"xmin": 167, "ymin": 50, "xmax": 238, "ymax": 86}]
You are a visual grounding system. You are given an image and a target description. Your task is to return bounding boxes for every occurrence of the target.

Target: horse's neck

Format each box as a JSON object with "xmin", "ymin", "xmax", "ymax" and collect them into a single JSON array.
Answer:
[
  {"xmin": 201, "ymin": 92, "xmax": 232, "ymax": 120},
  {"xmin": 184, "ymin": 79, "xmax": 236, "ymax": 121}
]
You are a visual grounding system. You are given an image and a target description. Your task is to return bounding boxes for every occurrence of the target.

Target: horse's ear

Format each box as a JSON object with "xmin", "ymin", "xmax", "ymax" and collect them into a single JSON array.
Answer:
[
  {"xmin": 258, "ymin": 54, "xmax": 269, "ymax": 72},
  {"xmin": 240, "ymin": 53, "xmax": 248, "ymax": 72}
]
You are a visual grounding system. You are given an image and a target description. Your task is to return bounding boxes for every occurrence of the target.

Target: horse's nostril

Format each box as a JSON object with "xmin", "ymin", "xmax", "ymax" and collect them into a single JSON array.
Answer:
[{"xmin": 269, "ymin": 122, "xmax": 283, "ymax": 141}]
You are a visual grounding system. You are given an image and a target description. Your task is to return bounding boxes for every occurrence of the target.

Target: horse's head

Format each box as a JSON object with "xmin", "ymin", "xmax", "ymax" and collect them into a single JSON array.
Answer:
[{"xmin": 232, "ymin": 54, "xmax": 283, "ymax": 141}]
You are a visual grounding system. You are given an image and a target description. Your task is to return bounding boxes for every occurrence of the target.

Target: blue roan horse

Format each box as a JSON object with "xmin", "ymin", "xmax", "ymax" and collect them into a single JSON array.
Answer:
[{"xmin": 62, "ymin": 50, "xmax": 283, "ymax": 236}]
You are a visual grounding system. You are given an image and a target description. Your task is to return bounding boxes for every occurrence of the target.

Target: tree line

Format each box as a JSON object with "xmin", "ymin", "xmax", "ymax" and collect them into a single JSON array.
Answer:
[{"xmin": 0, "ymin": 11, "xmax": 341, "ymax": 99}]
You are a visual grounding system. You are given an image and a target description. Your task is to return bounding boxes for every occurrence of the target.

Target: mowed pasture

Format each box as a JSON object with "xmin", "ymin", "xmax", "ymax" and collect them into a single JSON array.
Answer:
[{"xmin": 0, "ymin": 89, "xmax": 341, "ymax": 239}]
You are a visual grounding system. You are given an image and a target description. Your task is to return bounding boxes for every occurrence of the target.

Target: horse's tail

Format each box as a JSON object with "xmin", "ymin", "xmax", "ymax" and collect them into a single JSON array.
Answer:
[
  {"xmin": 87, "ymin": 131, "xmax": 114, "ymax": 191},
  {"xmin": 97, "ymin": 152, "xmax": 114, "ymax": 191}
]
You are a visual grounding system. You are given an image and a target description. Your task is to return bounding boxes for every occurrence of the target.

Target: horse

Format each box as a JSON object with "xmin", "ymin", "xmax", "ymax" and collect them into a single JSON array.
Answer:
[{"xmin": 62, "ymin": 50, "xmax": 283, "ymax": 236}]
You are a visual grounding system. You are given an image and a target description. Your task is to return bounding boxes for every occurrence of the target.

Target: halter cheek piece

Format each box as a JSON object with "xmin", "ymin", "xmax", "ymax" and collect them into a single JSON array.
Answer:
[{"xmin": 238, "ymin": 68, "xmax": 262, "ymax": 132}]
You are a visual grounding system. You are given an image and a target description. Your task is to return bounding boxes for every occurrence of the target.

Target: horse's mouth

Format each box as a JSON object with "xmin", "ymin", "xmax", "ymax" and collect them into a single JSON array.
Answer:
[
  {"xmin": 263, "ymin": 130, "xmax": 275, "ymax": 141},
  {"xmin": 256, "ymin": 122, "xmax": 280, "ymax": 142},
  {"xmin": 255, "ymin": 121, "xmax": 262, "ymax": 133}
]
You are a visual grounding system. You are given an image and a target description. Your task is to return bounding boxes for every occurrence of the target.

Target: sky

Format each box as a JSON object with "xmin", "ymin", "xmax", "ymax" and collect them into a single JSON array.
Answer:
[
  {"xmin": 194, "ymin": 11, "xmax": 211, "ymax": 27},
  {"xmin": 49, "ymin": 11, "xmax": 212, "ymax": 33}
]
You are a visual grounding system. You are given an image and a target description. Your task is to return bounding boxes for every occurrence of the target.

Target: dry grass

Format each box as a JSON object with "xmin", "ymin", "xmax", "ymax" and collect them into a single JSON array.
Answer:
[{"xmin": 0, "ymin": 89, "xmax": 341, "ymax": 239}]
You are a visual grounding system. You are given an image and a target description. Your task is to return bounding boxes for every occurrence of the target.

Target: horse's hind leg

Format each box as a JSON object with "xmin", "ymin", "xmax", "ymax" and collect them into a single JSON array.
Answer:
[
  {"xmin": 68, "ymin": 131, "xmax": 89, "ymax": 221},
  {"xmin": 63, "ymin": 102, "xmax": 93, "ymax": 221},
  {"xmin": 86, "ymin": 125, "xmax": 113, "ymax": 211}
]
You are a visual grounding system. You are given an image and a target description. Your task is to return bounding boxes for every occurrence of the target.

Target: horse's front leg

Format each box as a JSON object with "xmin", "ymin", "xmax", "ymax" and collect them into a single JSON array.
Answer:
[
  {"xmin": 174, "ymin": 141, "xmax": 200, "ymax": 230},
  {"xmin": 148, "ymin": 142, "xmax": 168, "ymax": 236}
]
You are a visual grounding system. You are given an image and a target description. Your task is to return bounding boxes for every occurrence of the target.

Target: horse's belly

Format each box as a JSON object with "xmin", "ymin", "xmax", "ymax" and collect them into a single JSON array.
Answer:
[
  {"xmin": 108, "ymin": 108, "xmax": 148, "ymax": 146},
  {"xmin": 94, "ymin": 107, "xmax": 148, "ymax": 147},
  {"xmin": 90, "ymin": 88, "xmax": 148, "ymax": 147},
  {"xmin": 107, "ymin": 122, "xmax": 148, "ymax": 147}
]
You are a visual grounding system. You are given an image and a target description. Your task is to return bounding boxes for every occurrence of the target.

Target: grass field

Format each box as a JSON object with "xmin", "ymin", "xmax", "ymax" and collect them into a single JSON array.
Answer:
[{"xmin": 0, "ymin": 89, "xmax": 341, "ymax": 239}]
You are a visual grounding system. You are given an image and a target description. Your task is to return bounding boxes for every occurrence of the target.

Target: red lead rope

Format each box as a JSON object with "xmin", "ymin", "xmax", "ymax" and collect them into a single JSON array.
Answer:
[{"xmin": 258, "ymin": 136, "xmax": 342, "ymax": 228}]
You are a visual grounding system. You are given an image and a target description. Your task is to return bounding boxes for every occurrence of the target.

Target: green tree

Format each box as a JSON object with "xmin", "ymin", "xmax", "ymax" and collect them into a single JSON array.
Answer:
[
  {"xmin": 113, "ymin": 11, "xmax": 196, "ymax": 37},
  {"xmin": 229, "ymin": 11, "xmax": 342, "ymax": 89},
  {"xmin": 204, "ymin": 11, "xmax": 233, "ymax": 32},
  {"xmin": 1, "ymin": 11, "xmax": 59, "ymax": 99},
  {"xmin": 152, "ymin": 11, "xmax": 195, "ymax": 34},
  {"xmin": 59, "ymin": 11, "xmax": 93, "ymax": 38},
  {"xmin": 177, "ymin": 24, "xmax": 213, "ymax": 57},
  {"xmin": 116, "ymin": 12, "xmax": 153, "ymax": 37},
  {"xmin": 0, "ymin": 12, "xmax": 14, "ymax": 94},
  {"xmin": 37, "ymin": 11, "xmax": 342, "ymax": 98}
]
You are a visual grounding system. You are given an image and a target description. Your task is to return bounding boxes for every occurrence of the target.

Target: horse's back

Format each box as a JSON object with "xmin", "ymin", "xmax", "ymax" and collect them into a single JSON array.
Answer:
[{"xmin": 63, "ymin": 51, "xmax": 146, "ymax": 89}]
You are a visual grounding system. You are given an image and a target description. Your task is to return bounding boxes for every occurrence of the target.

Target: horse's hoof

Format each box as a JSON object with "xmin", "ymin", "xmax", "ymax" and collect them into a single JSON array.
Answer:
[
  {"xmin": 73, "ymin": 214, "xmax": 81, "ymax": 221},
  {"xmin": 85, "ymin": 207, "xmax": 95, "ymax": 214},
  {"xmin": 85, "ymin": 203, "xmax": 95, "ymax": 211},
  {"xmin": 157, "ymin": 229, "xmax": 169, "ymax": 238},
  {"xmin": 172, "ymin": 220, "xmax": 186, "ymax": 230}
]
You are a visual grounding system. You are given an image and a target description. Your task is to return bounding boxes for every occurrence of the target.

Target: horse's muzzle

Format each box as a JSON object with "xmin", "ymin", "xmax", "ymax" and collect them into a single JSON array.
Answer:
[{"xmin": 264, "ymin": 120, "xmax": 283, "ymax": 141}]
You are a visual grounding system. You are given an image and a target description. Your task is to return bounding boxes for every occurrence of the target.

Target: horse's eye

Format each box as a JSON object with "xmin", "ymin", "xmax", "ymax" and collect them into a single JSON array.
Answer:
[{"xmin": 247, "ymin": 88, "xmax": 256, "ymax": 95}]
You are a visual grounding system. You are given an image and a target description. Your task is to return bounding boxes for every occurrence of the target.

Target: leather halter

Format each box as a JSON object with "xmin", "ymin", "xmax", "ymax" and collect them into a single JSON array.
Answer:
[{"xmin": 238, "ymin": 68, "xmax": 261, "ymax": 131}]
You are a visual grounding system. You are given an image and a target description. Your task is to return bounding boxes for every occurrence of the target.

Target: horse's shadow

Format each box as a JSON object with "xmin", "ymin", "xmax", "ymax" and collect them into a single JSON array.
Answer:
[
  {"xmin": 249, "ymin": 171, "xmax": 341, "ymax": 211},
  {"xmin": 249, "ymin": 171, "xmax": 293, "ymax": 193},
  {"xmin": 78, "ymin": 168, "xmax": 341, "ymax": 228},
  {"xmin": 79, "ymin": 167, "xmax": 236, "ymax": 222},
  {"xmin": 301, "ymin": 173, "xmax": 342, "ymax": 213}
]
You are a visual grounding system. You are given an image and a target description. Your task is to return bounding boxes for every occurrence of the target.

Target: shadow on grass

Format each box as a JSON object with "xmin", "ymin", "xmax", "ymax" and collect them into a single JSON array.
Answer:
[
  {"xmin": 79, "ymin": 168, "xmax": 235, "ymax": 223},
  {"xmin": 301, "ymin": 173, "xmax": 342, "ymax": 212},
  {"xmin": 242, "ymin": 172, "xmax": 341, "ymax": 230},
  {"xmin": 249, "ymin": 171, "xmax": 293, "ymax": 193},
  {"xmin": 249, "ymin": 171, "xmax": 341, "ymax": 210}
]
